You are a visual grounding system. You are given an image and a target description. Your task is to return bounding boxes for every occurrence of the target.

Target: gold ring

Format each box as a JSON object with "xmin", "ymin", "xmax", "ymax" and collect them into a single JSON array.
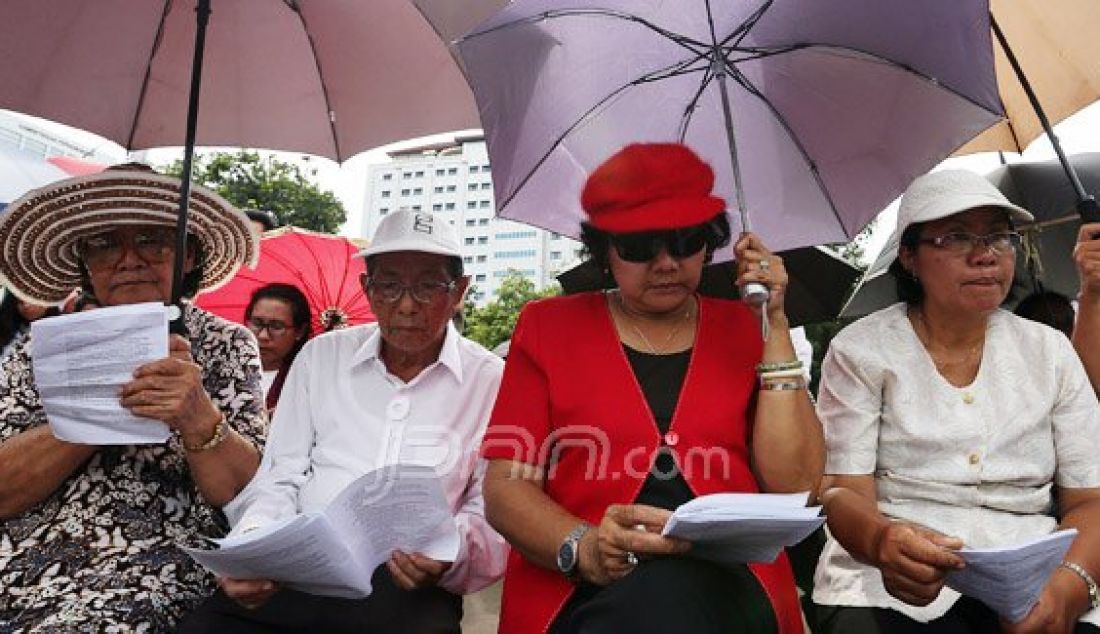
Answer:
[{"xmin": 759, "ymin": 258, "xmax": 771, "ymax": 272}]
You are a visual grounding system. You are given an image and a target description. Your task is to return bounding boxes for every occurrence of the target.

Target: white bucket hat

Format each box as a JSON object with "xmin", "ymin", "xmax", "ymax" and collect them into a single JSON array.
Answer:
[
  {"xmin": 356, "ymin": 209, "xmax": 462, "ymax": 259},
  {"xmin": 0, "ymin": 168, "xmax": 258, "ymax": 304},
  {"xmin": 892, "ymin": 169, "xmax": 1034, "ymax": 258}
]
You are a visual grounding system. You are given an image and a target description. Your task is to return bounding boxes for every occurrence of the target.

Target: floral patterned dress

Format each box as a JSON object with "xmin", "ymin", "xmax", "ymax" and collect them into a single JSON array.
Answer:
[{"xmin": 0, "ymin": 305, "xmax": 267, "ymax": 633}]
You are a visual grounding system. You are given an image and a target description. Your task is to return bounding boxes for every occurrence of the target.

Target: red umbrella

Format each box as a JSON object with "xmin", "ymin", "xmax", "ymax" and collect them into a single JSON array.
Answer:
[{"xmin": 196, "ymin": 226, "xmax": 374, "ymax": 335}]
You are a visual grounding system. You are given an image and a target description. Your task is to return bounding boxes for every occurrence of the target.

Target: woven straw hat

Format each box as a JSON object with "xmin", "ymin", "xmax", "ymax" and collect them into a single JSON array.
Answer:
[{"xmin": 0, "ymin": 169, "xmax": 258, "ymax": 304}]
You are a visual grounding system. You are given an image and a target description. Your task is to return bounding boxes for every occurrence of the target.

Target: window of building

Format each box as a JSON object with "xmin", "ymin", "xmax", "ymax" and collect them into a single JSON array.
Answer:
[
  {"xmin": 447, "ymin": 167, "xmax": 458, "ymax": 175},
  {"xmin": 465, "ymin": 219, "xmax": 476, "ymax": 226},
  {"xmin": 479, "ymin": 200, "xmax": 491, "ymax": 208},
  {"xmin": 478, "ymin": 236, "xmax": 489, "ymax": 245},
  {"xmin": 463, "ymin": 256, "xmax": 473, "ymax": 264},
  {"xmin": 415, "ymin": 170, "xmax": 424, "ymax": 177},
  {"xmin": 468, "ymin": 183, "xmax": 478, "ymax": 191},
  {"xmin": 475, "ymin": 274, "xmax": 487, "ymax": 282},
  {"xmin": 478, "ymin": 218, "xmax": 490, "ymax": 226},
  {"xmin": 445, "ymin": 203, "xmax": 455, "ymax": 210},
  {"xmin": 482, "ymin": 164, "xmax": 491, "ymax": 171},
  {"xmin": 434, "ymin": 186, "xmax": 444, "ymax": 194},
  {"xmin": 495, "ymin": 230, "xmax": 537, "ymax": 240},
  {"xmin": 413, "ymin": 188, "xmax": 423, "ymax": 195},
  {"xmin": 464, "ymin": 237, "xmax": 475, "ymax": 245},
  {"xmin": 446, "ymin": 185, "xmax": 456, "ymax": 193},
  {"xmin": 411, "ymin": 205, "xmax": 421, "ymax": 211},
  {"xmin": 379, "ymin": 208, "xmax": 389, "ymax": 215},
  {"xmin": 481, "ymin": 182, "xmax": 492, "ymax": 190},
  {"xmin": 400, "ymin": 188, "xmax": 410, "ymax": 196},
  {"xmin": 494, "ymin": 249, "xmax": 537, "ymax": 259},
  {"xmin": 550, "ymin": 251, "xmax": 562, "ymax": 260},
  {"xmin": 467, "ymin": 201, "xmax": 477, "ymax": 209},
  {"xmin": 382, "ymin": 173, "xmax": 393, "ymax": 181},
  {"xmin": 381, "ymin": 190, "xmax": 391, "ymax": 198},
  {"xmin": 469, "ymin": 165, "xmax": 480, "ymax": 174},
  {"xmin": 432, "ymin": 204, "xmax": 442, "ymax": 211},
  {"xmin": 551, "ymin": 232, "xmax": 562, "ymax": 240},
  {"xmin": 476, "ymin": 255, "xmax": 487, "ymax": 263},
  {"xmin": 494, "ymin": 269, "xmax": 536, "ymax": 278}
]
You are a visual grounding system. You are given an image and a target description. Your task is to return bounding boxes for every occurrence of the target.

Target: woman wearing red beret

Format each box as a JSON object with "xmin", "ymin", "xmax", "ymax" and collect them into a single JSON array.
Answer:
[{"xmin": 481, "ymin": 143, "xmax": 825, "ymax": 633}]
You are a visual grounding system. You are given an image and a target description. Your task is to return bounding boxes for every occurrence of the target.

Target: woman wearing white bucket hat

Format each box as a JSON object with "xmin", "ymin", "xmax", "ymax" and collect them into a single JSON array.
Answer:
[
  {"xmin": 813, "ymin": 170, "xmax": 1100, "ymax": 632},
  {"xmin": 0, "ymin": 165, "xmax": 268, "ymax": 630}
]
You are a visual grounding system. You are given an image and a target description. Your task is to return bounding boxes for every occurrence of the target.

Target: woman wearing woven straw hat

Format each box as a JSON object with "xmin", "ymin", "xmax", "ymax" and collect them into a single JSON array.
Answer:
[
  {"xmin": 0, "ymin": 165, "xmax": 268, "ymax": 630},
  {"xmin": 480, "ymin": 143, "xmax": 824, "ymax": 634},
  {"xmin": 813, "ymin": 170, "xmax": 1100, "ymax": 633}
]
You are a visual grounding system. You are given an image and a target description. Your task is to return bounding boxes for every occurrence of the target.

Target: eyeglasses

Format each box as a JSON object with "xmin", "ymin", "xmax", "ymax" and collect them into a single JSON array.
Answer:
[
  {"xmin": 246, "ymin": 318, "xmax": 291, "ymax": 336},
  {"xmin": 364, "ymin": 278, "xmax": 457, "ymax": 304},
  {"xmin": 609, "ymin": 227, "xmax": 710, "ymax": 263},
  {"xmin": 918, "ymin": 231, "xmax": 1023, "ymax": 256},
  {"xmin": 78, "ymin": 228, "xmax": 176, "ymax": 268}
]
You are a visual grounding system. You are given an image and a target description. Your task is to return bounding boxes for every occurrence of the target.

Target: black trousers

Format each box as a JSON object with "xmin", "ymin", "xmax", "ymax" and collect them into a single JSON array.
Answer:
[
  {"xmin": 176, "ymin": 567, "xmax": 462, "ymax": 633},
  {"xmin": 816, "ymin": 600, "xmax": 1100, "ymax": 634},
  {"xmin": 549, "ymin": 556, "xmax": 778, "ymax": 634}
]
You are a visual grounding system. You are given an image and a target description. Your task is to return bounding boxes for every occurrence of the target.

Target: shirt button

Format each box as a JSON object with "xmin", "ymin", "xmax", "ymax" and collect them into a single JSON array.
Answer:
[
  {"xmin": 663, "ymin": 431, "xmax": 679, "ymax": 447},
  {"xmin": 968, "ymin": 453, "xmax": 980, "ymax": 465},
  {"xmin": 387, "ymin": 396, "xmax": 410, "ymax": 421},
  {"xmin": 962, "ymin": 392, "xmax": 975, "ymax": 404}
]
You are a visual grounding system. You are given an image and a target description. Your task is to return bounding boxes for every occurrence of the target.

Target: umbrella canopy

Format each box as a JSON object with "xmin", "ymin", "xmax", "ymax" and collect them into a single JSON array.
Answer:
[
  {"xmin": 558, "ymin": 246, "xmax": 861, "ymax": 327},
  {"xmin": 0, "ymin": 0, "xmax": 499, "ymax": 162},
  {"xmin": 456, "ymin": 0, "xmax": 1003, "ymax": 255},
  {"xmin": 956, "ymin": 0, "xmax": 1100, "ymax": 156},
  {"xmin": 0, "ymin": 146, "xmax": 106, "ymax": 205},
  {"xmin": 196, "ymin": 226, "xmax": 375, "ymax": 335},
  {"xmin": 841, "ymin": 154, "xmax": 1100, "ymax": 318}
]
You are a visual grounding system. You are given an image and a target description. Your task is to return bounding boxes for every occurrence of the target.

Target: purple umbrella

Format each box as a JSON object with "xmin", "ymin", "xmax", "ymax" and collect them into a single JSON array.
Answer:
[{"xmin": 457, "ymin": 0, "xmax": 1004, "ymax": 257}]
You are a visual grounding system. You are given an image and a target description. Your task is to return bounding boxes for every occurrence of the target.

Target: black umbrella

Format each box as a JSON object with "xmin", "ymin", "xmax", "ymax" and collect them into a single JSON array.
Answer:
[{"xmin": 557, "ymin": 247, "xmax": 860, "ymax": 327}]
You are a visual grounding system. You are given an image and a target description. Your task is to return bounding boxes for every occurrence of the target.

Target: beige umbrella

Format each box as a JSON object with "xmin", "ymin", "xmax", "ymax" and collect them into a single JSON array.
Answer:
[{"xmin": 957, "ymin": 0, "xmax": 1100, "ymax": 156}]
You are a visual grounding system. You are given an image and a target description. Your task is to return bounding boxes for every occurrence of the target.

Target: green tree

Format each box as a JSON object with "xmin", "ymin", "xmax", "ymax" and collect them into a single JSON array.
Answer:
[
  {"xmin": 463, "ymin": 270, "xmax": 559, "ymax": 350},
  {"xmin": 165, "ymin": 151, "xmax": 346, "ymax": 233}
]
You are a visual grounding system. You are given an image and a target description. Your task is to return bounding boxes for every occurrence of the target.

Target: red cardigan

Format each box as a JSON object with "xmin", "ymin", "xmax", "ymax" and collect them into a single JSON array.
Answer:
[{"xmin": 482, "ymin": 292, "xmax": 802, "ymax": 634}]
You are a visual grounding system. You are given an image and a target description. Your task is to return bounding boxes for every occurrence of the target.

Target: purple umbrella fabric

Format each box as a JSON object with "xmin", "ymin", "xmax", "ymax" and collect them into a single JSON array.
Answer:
[{"xmin": 457, "ymin": 0, "xmax": 1004, "ymax": 255}]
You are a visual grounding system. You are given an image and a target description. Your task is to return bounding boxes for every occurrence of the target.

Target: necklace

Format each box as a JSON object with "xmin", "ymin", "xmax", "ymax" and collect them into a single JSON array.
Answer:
[
  {"xmin": 614, "ymin": 291, "xmax": 694, "ymax": 354},
  {"xmin": 912, "ymin": 309, "xmax": 984, "ymax": 371}
]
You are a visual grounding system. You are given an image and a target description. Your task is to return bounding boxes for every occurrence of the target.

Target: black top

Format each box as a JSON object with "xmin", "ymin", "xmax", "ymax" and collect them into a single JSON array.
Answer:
[{"xmin": 623, "ymin": 346, "xmax": 696, "ymax": 510}]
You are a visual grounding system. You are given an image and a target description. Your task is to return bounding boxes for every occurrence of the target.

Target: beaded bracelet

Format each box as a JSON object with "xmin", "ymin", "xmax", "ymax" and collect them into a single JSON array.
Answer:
[
  {"xmin": 756, "ymin": 359, "xmax": 803, "ymax": 374},
  {"xmin": 759, "ymin": 379, "xmax": 806, "ymax": 391},
  {"xmin": 183, "ymin": 415, "xmax": 228, "ymax": 453}
]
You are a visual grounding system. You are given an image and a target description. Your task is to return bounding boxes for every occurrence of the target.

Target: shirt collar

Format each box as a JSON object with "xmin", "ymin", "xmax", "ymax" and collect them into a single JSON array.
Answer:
[{"xmin": 352, "ymin": 321, "xmax": 464, "ymax": 383}]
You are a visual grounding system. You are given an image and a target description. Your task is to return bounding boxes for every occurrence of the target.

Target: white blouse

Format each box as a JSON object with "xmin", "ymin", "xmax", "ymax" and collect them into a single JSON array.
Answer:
[{"xmin": 813, "ymin": 303, "xmax": 1100, "ymax": 624}]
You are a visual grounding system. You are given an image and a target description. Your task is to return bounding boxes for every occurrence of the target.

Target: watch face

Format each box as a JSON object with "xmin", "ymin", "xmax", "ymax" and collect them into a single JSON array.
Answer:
[{"xmin": 557, "ymin": 541, "xmax": 575, "ymax": 573}]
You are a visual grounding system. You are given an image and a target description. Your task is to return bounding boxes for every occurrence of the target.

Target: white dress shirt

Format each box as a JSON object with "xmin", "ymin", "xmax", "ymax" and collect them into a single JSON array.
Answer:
[
  {"xmin": 225, "ymin": 322, "xmax": 508, "ymax": 595},
  {"xmin": 813, "ymin": 304, "xmax": 1100, "ymax": 624}
]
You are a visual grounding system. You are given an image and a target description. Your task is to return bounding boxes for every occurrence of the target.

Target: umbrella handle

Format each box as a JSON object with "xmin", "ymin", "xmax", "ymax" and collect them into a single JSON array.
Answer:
[
  {"xmin": 1077, "ymin": 196, "xmax": 1100, "ymax": 226},
  {"xmin": 741, "ymin": 281, "xmax": 769, "ymax": 305}
]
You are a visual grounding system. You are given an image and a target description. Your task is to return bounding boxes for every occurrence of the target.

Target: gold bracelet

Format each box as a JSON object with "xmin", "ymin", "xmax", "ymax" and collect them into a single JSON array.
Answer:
[
  {"xmin": 182, "ymin": 415, "xmax": 228, "ymax": 453},
  {"xmin": 756, "ymin": 359, "xmax": 803, "ymax": 374}
]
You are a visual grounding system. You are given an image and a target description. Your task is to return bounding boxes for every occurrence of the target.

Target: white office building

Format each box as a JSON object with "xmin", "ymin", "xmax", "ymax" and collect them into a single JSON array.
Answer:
[
  {"xmin": 361, "ymin": 135, "xmax": 583, "ymax": 305},
  {"xmin": 0, "ymin": 110, "xmax": 122, "ymax": 163}
]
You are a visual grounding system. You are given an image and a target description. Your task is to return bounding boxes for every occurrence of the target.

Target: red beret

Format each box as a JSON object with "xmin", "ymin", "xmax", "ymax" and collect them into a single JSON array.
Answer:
[{"xmin": 581, "ymin": 143, "xmax": 726, "ymax": 233}]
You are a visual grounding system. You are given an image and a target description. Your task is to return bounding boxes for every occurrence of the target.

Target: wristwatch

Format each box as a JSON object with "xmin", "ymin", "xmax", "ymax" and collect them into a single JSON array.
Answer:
[
  {"xmin": 556, "ymin": 523, "xmax": 591, "ymax": 581},
  {"xmin": 1061, "ymin": 561, "xmax": 1100, "ymax": 610}
]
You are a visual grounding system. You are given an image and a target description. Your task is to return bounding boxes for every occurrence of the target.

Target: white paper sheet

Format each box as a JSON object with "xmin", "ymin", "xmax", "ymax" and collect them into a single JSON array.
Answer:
[
  {"xmin": 946, "ymin": 529, "xmax": 1077, "ymax": 623},
  {"xmin": 662, "ymin": 492, "xmax": 824, "ymax": 564},
  {"xmin": 31, "ymin": 302, "xmax": 170, "ymax": 444},
  {"xmin": 181, "ymin": 464, "xmax": 461, "ymax": 599}
]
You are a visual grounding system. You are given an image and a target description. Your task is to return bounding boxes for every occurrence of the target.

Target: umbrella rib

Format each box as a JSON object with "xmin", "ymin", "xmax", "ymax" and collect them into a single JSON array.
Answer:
[
  {"xmin": 728, "ymin": 0, "xmax": 774, "ymax": 49},
  {"xmin": 126, "ymin": 0, "xmax": 174, "ymax": 150},
  {"xmin": 677, "ymin": 65, "xmax": 719, "ymax": 143},
  {"xmin": 287, "ymin": 5, "xmax": 342, "ymax": 162}
]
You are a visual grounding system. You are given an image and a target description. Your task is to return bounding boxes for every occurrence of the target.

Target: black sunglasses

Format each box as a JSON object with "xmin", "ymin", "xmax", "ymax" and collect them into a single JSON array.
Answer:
[{"xmin": 609, "ymin": 227, "xmax": 710, "ymax": 263}]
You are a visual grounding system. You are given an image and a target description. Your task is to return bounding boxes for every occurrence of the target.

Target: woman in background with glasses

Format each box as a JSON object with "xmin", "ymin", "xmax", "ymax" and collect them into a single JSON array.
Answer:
[
  {"xmin": 245, "ymin": 283, "xmax": 312, "ymax": 411},
  {"xmin": 480, "ymin": 143, "xmax": 824, "ymax": 634},
  {"xmin": 813, "ymin": 170, "xmax": 1100, "ymax": 633}
]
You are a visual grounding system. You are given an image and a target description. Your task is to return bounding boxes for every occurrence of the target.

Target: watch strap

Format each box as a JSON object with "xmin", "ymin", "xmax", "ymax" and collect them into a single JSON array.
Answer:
[{"xmin": 1060, "ymin": 561, "xmax": 1100, "ymax": 609}]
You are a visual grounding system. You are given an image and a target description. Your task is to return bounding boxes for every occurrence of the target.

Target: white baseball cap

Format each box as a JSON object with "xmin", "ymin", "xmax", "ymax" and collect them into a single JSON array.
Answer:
[
  {"xmin": 892, "ymin": 169, "xmax": 1034, "ymax": 257},
  {"xmin": 356, "ymin": 209, "xmax": 462, "ymax": 259}
]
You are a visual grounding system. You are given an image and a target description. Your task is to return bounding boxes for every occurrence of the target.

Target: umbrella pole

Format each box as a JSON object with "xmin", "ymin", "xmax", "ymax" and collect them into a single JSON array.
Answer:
[
  {"xmin": 169, "ymin": 0, "xmax": 213, "ymax": 335},
  {"xmin": 713, "ymin": 57, "xmax": 770, "ymax": 311},
  {"xmin": 991, "ymin": 15, "xmax": 1100, "ymax": 223}
]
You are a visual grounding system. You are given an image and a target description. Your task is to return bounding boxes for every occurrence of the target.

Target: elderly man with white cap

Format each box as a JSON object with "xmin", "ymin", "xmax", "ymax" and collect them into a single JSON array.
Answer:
[
  {"xmin": 0, "ymin": 165, "xmax": 266, "ymax": 630},
  {"xmin": 813, "ymin": 170, "xmax": 1100, "ymax": 633},
  {"xmin": 181, "ymin": 209, "xmax": 507, "ymax": 632}
]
